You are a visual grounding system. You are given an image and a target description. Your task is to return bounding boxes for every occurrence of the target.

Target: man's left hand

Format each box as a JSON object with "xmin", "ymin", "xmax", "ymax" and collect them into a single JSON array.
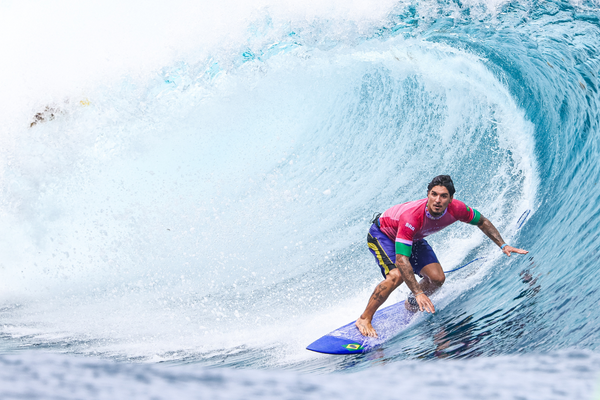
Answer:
[{"xmin": 502, "ymin": 245, "xmax": 528, "ymax": 257}]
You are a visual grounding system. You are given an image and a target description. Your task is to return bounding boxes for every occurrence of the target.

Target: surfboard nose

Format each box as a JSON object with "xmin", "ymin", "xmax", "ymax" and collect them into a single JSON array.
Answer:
[{"xmin": 306, "ymin": 336, "xmax": 367, "ymax": 355}]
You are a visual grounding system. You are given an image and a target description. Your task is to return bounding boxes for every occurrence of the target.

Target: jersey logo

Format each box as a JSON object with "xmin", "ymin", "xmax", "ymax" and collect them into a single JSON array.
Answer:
[{"xmin": 405, "ymin": 222, "xmax": 415, "ymax": 231}]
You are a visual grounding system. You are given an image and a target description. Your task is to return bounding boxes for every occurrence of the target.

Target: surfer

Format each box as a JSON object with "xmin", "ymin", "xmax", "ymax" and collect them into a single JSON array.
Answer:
[{"xmin": 355, "ymin": 175, "xmax": 528, "ymax": 337}]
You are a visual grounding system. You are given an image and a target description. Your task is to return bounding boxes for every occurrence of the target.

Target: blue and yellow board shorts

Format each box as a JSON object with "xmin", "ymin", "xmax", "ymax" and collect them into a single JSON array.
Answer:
[{"xmin": 367, "ymin": 222, "xmax": 439, "ymax": 279}]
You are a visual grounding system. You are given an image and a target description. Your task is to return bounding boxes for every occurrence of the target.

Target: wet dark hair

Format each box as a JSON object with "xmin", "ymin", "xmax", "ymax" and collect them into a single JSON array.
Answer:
[{"xmin": 427, "ymin": 175, "xmax": 455, "ymax": 196}]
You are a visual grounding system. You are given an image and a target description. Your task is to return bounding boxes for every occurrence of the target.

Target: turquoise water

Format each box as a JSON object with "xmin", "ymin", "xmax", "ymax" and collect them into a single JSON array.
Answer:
[{"xmin": 0, "ymin": 0, "xmax": 600, "ymax": 397}]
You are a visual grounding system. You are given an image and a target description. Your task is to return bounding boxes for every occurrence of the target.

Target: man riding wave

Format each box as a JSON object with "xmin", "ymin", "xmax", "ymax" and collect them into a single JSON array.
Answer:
[{"xmin": 356, "ymin": 175, "xmax": 528, "ymax": 337}]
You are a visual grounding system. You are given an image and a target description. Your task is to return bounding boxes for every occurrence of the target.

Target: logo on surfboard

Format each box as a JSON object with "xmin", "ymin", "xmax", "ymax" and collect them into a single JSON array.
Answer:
[{"xmin": 342, "ymin": 343, "xmax": 364, "ymax": 351}]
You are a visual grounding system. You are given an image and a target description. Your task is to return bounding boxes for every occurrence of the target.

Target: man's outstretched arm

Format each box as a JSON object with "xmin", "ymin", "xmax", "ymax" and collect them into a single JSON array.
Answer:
[{"xmin": 477, "ymin": 215, "xmax": 529, "ymax": 257}]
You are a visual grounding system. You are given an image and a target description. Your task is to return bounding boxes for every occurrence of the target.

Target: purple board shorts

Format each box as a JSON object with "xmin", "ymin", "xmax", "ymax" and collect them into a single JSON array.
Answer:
[{"xmin": 367, "ymin": 222, "xmax": 439, "ymax": 279}]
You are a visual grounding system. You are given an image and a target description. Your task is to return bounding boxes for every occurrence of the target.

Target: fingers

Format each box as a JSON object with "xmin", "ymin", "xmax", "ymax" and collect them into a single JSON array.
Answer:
[
  {"xmin": 416, "ymin": 293, "xmax": 435, "ymax": 314},
  {"xmin": 503, "ymin": 246, "xmax": 529, "ymax": 256},
  {"xmin": 427, "ymin": 300, "xmax": 435, "ymax": 313}
]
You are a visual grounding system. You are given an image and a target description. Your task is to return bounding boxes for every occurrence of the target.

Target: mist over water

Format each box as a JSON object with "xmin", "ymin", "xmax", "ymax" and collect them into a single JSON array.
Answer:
[{"xmin": 1, "ymin": 0, "xmax": 600, "ymax": 397}]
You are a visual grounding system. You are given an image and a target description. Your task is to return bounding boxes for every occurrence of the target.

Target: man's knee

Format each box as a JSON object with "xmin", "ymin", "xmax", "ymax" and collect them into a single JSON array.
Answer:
[
  {"xmin": 427, "ymin": 271, "xmax": 445, "ymax": 286},
  {"xmin": 421, "ymin": 263, "xmax": 445, "ymax": 286}
]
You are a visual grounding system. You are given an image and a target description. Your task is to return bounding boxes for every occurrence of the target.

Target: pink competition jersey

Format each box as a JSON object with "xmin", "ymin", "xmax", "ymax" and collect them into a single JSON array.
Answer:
[{"xmin": 379, "ymin": 198, "xmax": 481, "ymax": 257}]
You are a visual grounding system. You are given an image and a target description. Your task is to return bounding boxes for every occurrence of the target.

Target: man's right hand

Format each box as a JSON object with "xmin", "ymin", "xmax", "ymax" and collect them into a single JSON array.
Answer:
[{"xmin": 416, "ymin": 292, "xmax": 435, "ymax": 313}]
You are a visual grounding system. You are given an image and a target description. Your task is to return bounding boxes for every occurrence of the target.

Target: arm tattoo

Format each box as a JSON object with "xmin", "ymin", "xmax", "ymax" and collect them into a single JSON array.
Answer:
[
  {"xmin": 478, "ymin": 216, "xmax": 505, "ymax": 246},
  {"xmin": 396, "ymin": 256, "xmax": 421, "ymax": 294}
]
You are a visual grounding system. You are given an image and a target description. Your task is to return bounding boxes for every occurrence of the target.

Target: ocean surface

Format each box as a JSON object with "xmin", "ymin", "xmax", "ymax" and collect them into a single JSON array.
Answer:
[{"xmin": 1, "ymin": 0, "xmax": 600, "ymax": 398}]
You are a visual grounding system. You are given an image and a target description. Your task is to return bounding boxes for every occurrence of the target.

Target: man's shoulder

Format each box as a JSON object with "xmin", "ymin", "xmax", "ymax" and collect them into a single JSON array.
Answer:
[
  {"xmin": 402, "ymin": 198, "xmax": 428, "ymax": 213},
  {"xmin": 447, "ymin": 199, "xmax": 468, "ymax": 213},
  {"xmin": 447, "ymin": 198, "xmax": 478, "ymax": 223},
  {"xmin": 384, "ymin": 198, "xmax": 427, "ymax": 219},
  {"xmin": 448, "ymin": 198, "xmax": 466, "ymax": 207}
]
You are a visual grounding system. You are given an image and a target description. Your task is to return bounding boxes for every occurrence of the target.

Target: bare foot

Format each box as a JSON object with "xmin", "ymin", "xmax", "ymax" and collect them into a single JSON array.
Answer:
[{"xmin": 355, "ymin": 317, "xmax": 378, "ymax": 337}]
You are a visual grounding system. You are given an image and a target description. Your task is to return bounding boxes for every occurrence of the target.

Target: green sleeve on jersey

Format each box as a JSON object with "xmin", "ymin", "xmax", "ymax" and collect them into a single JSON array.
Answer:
[
  {"xmin": 395, "ymin": 242, "xmax": 412, "ymax": 257},
  {"xmin": 469, "ymin": 208, "xmax": 481, "ymax": 225}
]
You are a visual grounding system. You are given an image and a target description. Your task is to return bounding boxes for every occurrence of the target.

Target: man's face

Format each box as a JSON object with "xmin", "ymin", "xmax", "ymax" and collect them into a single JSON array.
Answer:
[{"xmin": 427, "ymin": 185, "xmax": 453, "ymax": 217}]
